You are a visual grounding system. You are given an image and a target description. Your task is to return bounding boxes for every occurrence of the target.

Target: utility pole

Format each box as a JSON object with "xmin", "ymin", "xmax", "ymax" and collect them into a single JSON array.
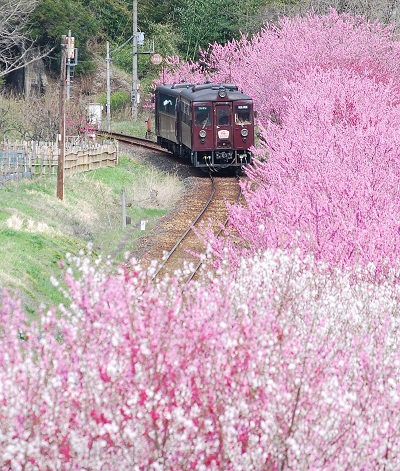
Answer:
[
  {"xmin": 132, "ymin": 0, "xmax": 138, "ymax": 120},
  {"xmin": 66, "ymin": 30, "xmax": 72, "ymax": 99},
  {"xmin": 106, "ymin": 41, "xmax": 111, "ymax": 132},
  {"xmin": 57, "ymin": 35, "xmax": 67, "ymax": 200}
]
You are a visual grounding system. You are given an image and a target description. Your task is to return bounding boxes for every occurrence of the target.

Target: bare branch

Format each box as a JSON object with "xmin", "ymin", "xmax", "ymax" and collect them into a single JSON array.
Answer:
[
  {"xmin": 0, "ymin": 0, "xmax": 53, "ymax": 77},
  {"xmin": 302, "ymin": 0, "xmax": 400, "ymax": 28}
]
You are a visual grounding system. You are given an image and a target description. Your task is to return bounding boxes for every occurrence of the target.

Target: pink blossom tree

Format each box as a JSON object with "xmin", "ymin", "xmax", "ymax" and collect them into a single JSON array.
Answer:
[
  {"xmin": 176, "ymin": 10, "xmax": 400, "ymax": 278},
  {"xmin": 205, "ymin": 10, "xmax": 400, "ymax": 122},
  {"xmin": 207, "ymin": 66, "xmax": 400, "ymax": 276},
  {"xmin": 2, "ymin": 251, "xmax": 400, "ymax": 469},
  {"xmin": 156, "ymin": 10, "xmax": 400, "ymax": 125}
]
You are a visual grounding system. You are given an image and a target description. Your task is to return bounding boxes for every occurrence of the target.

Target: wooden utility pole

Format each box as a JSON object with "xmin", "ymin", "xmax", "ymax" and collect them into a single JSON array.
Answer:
[
  {"xmin": 66, "ymin": 30, "xmax": 72, "ymax": 100},
  {"xmin": 57, "ymin": 35, "xmax": 66, "ymax": 200}
]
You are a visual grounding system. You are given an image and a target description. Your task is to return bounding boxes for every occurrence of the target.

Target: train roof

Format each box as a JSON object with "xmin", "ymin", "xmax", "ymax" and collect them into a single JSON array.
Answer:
[{"xmin": 155, "ymin": 82, "xmax": 252, "ymax": 102}]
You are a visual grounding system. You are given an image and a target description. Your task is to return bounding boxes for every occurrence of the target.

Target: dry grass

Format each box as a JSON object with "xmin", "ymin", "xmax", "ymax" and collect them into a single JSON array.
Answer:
[
  {"xmin": 6, "ymin": 214, "xmax": 63, "ymax": 236},
  {"xmin": 0, "ymin": 153, "xmax": 184, "ymax": 311},
  {"xmin": 125, "ymin": 167, "xmax": 183, "ymax": 210}
]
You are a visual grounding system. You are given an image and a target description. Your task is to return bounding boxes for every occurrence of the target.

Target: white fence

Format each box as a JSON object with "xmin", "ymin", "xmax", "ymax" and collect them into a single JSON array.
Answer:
[{"xmin": 0, "ymin": 140, "xmax": 119, "ymax": 184}]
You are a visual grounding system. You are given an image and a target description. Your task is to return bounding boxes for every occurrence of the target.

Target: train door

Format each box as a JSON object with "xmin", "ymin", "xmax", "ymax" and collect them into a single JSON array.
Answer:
[{"xmin": 214, "ymin": 103, "xmax": 233, "ymax": 150}]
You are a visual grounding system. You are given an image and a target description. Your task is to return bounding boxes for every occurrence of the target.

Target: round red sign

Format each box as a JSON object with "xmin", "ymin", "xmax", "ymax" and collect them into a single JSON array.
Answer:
[{"xmin": 151, "ymin": 53, "xmax": 163, "ymax": 65}]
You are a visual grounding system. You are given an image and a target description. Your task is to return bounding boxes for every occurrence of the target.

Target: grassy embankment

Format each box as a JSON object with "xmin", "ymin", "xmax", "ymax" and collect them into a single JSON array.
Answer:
[{"xmin": 0, "ymin": 120, "xmax": 182, "ymax": 316}]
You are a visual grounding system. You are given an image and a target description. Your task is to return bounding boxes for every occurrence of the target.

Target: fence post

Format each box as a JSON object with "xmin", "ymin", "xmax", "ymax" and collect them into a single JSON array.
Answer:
[{"xmin": 121, "ymin": 188, "xmax": 126, "ymax": 229}]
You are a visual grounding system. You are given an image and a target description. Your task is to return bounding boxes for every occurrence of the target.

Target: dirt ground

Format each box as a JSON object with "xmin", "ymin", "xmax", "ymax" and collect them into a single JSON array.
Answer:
[{"xmin": 117, "ymin": 144, "xmax": 208, "ymax": 265}]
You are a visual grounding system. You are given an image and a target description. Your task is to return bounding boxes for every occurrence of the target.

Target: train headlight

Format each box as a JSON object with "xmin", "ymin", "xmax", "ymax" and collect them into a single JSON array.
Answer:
[
  {"xmin": 199, "ymin": 130, "xmax": 207, "ymax": 138},
  {"xmin": 218, "ymin": 89, "xmax": 227, "ymax": 98},
  {"xmin": 241, "ymin": 128, "xmax": 249, "ymax": 137}
]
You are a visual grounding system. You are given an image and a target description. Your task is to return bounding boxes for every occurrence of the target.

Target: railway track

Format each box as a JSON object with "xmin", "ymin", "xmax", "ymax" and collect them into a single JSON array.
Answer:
[
  {"xmin": 150, "ymin": 174, "xmax": 241, "ymax": 285},
  {"xmin": 97, "ymin": 130, "xmax": 242, "ymax": 286},
  {"xmin": 97, "ymin": 130, "xmax": 167, "ymax": 153}
]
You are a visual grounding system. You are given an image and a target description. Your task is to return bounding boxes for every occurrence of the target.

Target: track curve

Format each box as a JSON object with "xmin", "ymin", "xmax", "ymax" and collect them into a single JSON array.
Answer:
[
  {"xmin": 98, "ymin": 130, "xmax": 243, "ymax": 286},
  {"xmin": 97, "ymin": 130, "xmax": 167, "ymax": 153},
  {"xmin": 150, "ymin": 175, "xmax": 241, "ymax": 285}
]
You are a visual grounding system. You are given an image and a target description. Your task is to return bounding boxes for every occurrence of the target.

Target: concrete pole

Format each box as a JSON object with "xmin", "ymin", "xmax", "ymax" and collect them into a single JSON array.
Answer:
[
  {"xmin": 106, "ymin": 41, "xmax": 111, "ymax": 132},
  {"xmin": 132, "ymin": 0, "xmax": 138, "ymax": 121},
  {"xmin": 57, "ymin": 35, "xmax": 66, "ymax": 200}
]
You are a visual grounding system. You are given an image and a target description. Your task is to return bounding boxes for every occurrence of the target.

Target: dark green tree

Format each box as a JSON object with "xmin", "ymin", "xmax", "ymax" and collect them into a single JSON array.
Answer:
[
  {"xmin": 30, "ymin": 0, "xmax": 99, "ymax": 74},
  {"xmin": 107, "ymin": 1, "xmax": 183, "ymax": 80},
  {"xmin": 138, "ymin": 0, "xmax": 181, "ymax": 28},
  {"xmin": 80, "ymin": 0, "xmax": 131, "ymax": 42},
  {"xmin": 176, "ymin": 0, "xmax": 270, "ymax": 60}
]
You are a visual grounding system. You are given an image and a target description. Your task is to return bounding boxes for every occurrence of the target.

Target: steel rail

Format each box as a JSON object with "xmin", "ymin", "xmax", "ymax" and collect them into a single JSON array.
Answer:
[
  {"xmin": 151, "ymin": 174, "xmax": 216, "ymax": 281},
  {"xmin": 183, "ymin": 175, "xmax": 242, "ymax": 285},
  {"xmin": 96, "ymin": 130, "xmax": 169, "ymax": 153},
  {"xmin": 95, "ymin": 130, "xmax": 241, "ymax": 286}
]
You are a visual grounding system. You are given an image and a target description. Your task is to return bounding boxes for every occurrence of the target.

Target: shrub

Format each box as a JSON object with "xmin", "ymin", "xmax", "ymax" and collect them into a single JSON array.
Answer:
[
  {"xmin": 97, "ymin": 90, "xmax": 131, "ymax": 113},
  {"xmin": 1, "ymin": 251, "xmax": 400, "ymax": 469}
]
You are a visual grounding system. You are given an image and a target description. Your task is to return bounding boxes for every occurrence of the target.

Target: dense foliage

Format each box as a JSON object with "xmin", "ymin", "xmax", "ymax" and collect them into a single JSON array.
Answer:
[
  {"xmin": 2, "ymin": 250, "xmax": 400, "ymax": 469},
  {"xmin": 26, "ymin": 0, "xmax": 273, "ymax": 76},
  {"xmin": 159, "ymin": 10, "xmax": 400, "ymax": 275},
  {"xmin": 29, "ymin": 0, "xmax": 99, "ymax": 74},
  {"xmin": 176, "ymin": 0, "xmax": 268, "ymax": 59},
  {"xmin": 2, "ymin": 9, "xmax": 400, "ymax": 469}
]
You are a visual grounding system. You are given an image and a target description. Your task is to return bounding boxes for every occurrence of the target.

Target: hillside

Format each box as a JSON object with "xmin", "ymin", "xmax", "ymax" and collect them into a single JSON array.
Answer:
[{"xmin": 0, "ymin": 148, "xmax": 184, "ymax": 313}]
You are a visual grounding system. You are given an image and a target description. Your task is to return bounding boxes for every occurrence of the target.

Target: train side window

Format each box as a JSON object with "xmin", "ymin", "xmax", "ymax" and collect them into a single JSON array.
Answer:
[
  {"xmin": 195, "ymin": 106, "xmax": 211, "ymax": 126},
  {"xmin": 181, "ymin": 102, "xmax": 191, "ymax": 125},
  {"xmin": 158, "ymin": 93, "xmax": 176, "ymax": 115},
  {"xmin": 217, "ymin": 108, "xmax": 230, "ymax": 126},
  {"xmin": 235, "ymin": 106, "xmax": 252, "ymax": 125}
]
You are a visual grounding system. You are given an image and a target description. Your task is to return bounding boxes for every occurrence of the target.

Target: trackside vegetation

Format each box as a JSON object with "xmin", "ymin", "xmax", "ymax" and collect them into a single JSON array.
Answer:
[
  {"xmin": 0, "ymin": 153, "xmax": 183, "ymax": 314},
  {"xmin": 2, "ymin": 9, "xmax": 400, "ymax": 470}
]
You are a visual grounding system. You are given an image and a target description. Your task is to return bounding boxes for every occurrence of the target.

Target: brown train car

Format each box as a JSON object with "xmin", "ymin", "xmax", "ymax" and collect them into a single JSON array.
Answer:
[{"xmin": 155, "ymin": 82, "xmax": 254, "ymax": 170}]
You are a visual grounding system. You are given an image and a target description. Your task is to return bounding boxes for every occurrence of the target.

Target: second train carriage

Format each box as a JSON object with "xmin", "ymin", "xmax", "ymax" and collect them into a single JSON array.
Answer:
[{"xmin": 155, "ymin": 82, "xmax": 254, "ymax": 170}]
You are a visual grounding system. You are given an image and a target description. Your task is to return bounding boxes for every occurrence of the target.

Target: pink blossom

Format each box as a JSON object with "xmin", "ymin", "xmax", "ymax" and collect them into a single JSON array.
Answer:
[{"xmin": 1, "ymin": 252, "xmax": 400, "ymax": 468}]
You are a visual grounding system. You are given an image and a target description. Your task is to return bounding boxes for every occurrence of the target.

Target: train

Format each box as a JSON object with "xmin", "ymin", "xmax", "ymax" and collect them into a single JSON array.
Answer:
[{"xmin": 154, "ymin": 82, "xmax": 254, "ymax": 170}]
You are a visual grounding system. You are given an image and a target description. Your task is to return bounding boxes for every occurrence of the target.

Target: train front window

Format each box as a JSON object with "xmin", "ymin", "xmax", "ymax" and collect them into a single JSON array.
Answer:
[
  {"xmin": 235, "ymin": 106, "xmax": 252, "ymax": 125},
  {"xmin": 217, "ymin": 108, "xmax": 231, "ymax": 126},
  {"xmin": 195, "ymin": 106, "xmax": 211, "ymax": 126}
]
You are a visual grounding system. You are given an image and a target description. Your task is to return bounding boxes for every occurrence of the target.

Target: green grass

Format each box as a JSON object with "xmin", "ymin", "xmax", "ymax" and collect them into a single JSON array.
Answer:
[
  {"xmin": 0, "ymin": 152, "xmax": 183, "ymax": 313},
  {"xmin": 109, "ymin": 112, "xmax": 155, "ymax": 137},
  {"xmin": 0, "ymin": 227, "xmax": 80, "ymax": 317}
]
